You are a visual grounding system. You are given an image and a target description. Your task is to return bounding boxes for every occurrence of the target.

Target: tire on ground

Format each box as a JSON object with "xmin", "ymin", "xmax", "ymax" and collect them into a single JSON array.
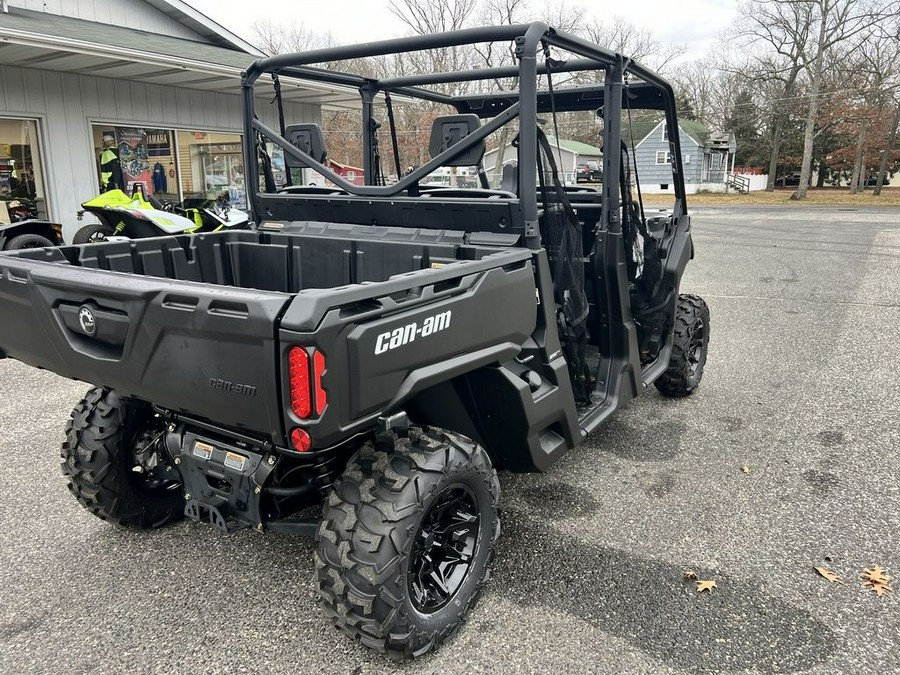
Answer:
[
  {"xmin": 5, "ymin": 233, "xmax": 54, "ymax": 250},
  {"xmin": 72, "ymin": 223, "xmax": 115, "ymax": 244},
  {"xmin": 316, "ymin": 427, "xmax": 500, "ymax": 658},
  {"xmin": 61, "ymin": 386, "xmax": 183, "ymax": 528},
  {"xmin": 654, "ymin": 293, "xmax": 710, "ymax": 397}
]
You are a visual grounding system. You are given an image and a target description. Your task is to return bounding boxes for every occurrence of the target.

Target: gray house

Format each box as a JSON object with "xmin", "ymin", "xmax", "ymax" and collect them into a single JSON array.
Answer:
[{"xmin": 627, "ymin": 119, "xmax": 736, "ymax": 194}]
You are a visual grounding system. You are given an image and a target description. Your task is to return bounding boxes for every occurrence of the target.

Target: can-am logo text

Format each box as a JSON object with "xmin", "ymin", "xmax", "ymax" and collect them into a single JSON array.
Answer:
[{"xmin": 375, "ymin": 311, "xmax": 452, "ymax": 354}]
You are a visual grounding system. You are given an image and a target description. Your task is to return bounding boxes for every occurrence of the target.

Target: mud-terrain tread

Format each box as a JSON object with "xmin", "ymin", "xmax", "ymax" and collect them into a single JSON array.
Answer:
[
  {"xmin": 316, "ymin": 428, "xmax": 500, "ymax": 658},
  {"xmin": 654, "ymin": 293, "xmax": 710, "ymax": 397},
  {"xmin": 60, "ymin": 387, "xmax": 182, "ymax": 528}
]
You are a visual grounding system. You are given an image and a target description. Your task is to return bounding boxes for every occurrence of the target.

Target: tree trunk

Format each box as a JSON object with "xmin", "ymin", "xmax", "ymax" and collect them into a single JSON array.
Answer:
[
  {"xmin": 849, "ymin": 119, "xmax": 870, "ymax": 194},
  {"xmin": 873, "ymin": 103, "xmax": 900, "ymax": 196},
  {"xmin": 766, "ymin": 117, "xmax": 783, "ymax": 191},
  {"xmin": 792, "ymin": 5, "xmax": 828, "ymax": 201},
  {"xmin": 816, "ymin": 158, "xmax": 828, "ymax": 187}
]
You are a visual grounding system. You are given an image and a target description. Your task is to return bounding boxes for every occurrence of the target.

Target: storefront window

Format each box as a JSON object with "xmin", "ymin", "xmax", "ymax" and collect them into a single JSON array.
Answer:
[
  {"xmin": 90, "ymin": 125, "xmax": 245, "ymax": 207},
  {"xmin": 91, "ymin": 125, "xmax": 178, "ymax": 200},
  {"xmin": 0, "ymin": 117, "xmax": 48, "ymax": 222},
  {"xmin": 175, "ymin": 130, "xmax": 244, "ymax": 205}
]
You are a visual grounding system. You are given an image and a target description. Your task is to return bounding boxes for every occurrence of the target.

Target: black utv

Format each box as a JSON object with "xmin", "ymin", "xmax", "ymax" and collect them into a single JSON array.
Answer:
[{"xmin": 0, "ymin": 22, "xmax": 709, "ymax": 657}]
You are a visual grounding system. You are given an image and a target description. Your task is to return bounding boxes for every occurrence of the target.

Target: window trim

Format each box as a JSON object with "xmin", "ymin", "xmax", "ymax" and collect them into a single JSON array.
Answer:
[{"xmin": 655, "ymin": 150, "xmax": 670, "ymax": 165}]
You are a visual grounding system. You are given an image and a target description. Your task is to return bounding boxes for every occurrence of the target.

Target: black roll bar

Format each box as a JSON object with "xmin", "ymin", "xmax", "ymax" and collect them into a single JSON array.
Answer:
[{"xmin": 240, "ymin": 20, "xmax": 686, "ymax": 242}]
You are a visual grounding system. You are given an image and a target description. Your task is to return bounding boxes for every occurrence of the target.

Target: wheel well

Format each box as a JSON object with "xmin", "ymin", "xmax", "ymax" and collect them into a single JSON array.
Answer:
[
  {"xmin": 1, "ymin": 222, "xmax": 59, "ymax": 245},
  {"xmin": 404, "ymin": 375, "xmax": 489, "ymax": 457}
]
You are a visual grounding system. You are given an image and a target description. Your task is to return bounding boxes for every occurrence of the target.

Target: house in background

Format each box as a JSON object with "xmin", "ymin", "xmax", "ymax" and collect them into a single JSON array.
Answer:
[
  {"xmin": 482, "ymin": 137, "xmax": 603, "ymax": 186},
  {"xmin": 626, "ymin": 119, "xmax": 738, "ymax": 194}
]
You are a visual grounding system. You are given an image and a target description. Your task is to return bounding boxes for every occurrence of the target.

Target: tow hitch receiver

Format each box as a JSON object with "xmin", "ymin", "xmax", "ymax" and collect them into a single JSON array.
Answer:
[{"xmin": 170, "ymin": 430, "xmax": 275, "ymax": 533}]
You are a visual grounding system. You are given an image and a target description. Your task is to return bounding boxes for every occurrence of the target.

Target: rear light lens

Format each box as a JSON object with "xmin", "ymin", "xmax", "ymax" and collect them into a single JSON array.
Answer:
[
  {"xmin": 288, "ymin": 346, "xmax": 311, "ymax": 418},
  {"xmin": 291, "ymin": 428, "xmax": 312, "ymax": 452},
  {"xmin": 313, "ymin": 350, "xmax": 328, "ymax": 414},
  {"xmin": 288, "ymin": 346, "xmax": 328, "ymax": 419}
]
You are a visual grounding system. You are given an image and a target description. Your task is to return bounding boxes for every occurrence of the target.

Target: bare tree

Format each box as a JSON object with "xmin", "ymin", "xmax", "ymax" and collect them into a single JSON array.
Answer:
[
  {"xmin": 845, "ymin": 20, "xmax": 900, "ymax": 191},
  {"xmin": 584, "ymin": 17, "xmax": 687, "ymax": 72},
  {"xmin": 728, "ymin": 0, "xmax": 815, "ymax": 190},
  {"xmin": 251, "ymin": 19, "xmax": 335, "ymax": 56},
  {"xmin": 388, "ymin": 0, "xmax": 478, "ymax": 80},
  {"xmin": 792, "ymin": 0, "xmax": 898, "ymax": 200}
]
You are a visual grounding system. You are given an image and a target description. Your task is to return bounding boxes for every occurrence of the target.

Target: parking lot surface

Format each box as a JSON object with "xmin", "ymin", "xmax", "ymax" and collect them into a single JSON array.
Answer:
[{"xmin": 0, "ymin": 205, "xmax": 898, "ymax": 674}]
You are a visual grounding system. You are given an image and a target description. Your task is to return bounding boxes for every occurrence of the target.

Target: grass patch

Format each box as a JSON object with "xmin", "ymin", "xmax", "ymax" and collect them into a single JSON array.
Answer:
[{"xmin": 640, "ymin": 187, "xmax": 900, "ymax": 207}]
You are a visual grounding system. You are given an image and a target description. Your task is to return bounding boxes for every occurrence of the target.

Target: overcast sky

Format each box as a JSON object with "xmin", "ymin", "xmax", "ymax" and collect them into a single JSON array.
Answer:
[{"xmin": 190, "ymin": 0, "xmax": 737, "ymax": 60}]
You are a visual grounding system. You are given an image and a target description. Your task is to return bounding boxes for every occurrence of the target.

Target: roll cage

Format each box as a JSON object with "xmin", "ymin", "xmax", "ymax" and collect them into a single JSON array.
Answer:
[{"xmin": 240, "ymin": 22, "xmax": 687, "ymax": 249}]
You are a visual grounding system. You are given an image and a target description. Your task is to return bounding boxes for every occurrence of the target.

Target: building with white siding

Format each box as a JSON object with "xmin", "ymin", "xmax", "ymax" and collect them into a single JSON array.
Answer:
[
  {"xmin": 483, "ymin": 137, "xmax": 603, "ymax": 186},
  {"xmin": 0, "ymin": 0, "xmax": 352, "ymax": 240}
]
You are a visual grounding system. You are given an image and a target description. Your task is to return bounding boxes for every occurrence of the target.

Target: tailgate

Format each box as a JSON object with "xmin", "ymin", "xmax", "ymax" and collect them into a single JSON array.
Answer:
[{"xmin": 0, "ymin": 257, "xmax": 290, "ymax": 440}]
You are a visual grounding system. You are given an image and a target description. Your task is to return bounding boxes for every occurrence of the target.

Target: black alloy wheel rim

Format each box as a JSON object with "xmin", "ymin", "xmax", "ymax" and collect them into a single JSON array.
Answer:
[
  {"xmin": 688, "ymin": 319, "xmax": 706, "ymax": 378},
  {"xmin": 409, "ymin": 484, "xmax": 481, "ymax": 613}
]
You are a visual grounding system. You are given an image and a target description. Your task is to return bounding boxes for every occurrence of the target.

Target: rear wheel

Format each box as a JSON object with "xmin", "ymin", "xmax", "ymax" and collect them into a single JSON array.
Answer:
[
  {"xmin": 5, "ymin": 233, "xmax": 53, "ymax": 250},
  {"xmin": 73, "ymin": 223, "xmax": 116, "ymax": 244},
  {"xmin": 316, "ymin": 428, "xmax": 500, "ymax": 658},
  {"xmin": 61, "ymin": 387, "xmax": 183, "ymax": 528},
  {"xmin": 655, "ymin": 294, "xmax": 710, "ymax": 397}
]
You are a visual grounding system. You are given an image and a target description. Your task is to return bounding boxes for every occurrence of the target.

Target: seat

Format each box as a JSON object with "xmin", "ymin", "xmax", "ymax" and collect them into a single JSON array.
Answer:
[
  {"xmin": 500, "ymin": 161, "xmax": 518, "ymax": 195},
  {"xmin": 428, "ymin": 115, "xmax": 485, "ymax": 166},
  {"xmin": 284, "ymin": 124, "xmax": 328, "ymax": 166}
]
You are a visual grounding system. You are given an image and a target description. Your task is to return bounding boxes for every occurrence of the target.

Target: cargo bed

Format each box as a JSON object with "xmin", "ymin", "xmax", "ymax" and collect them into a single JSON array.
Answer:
[{"xmin": 0, "ymin": 224, "xmax": 536, "ymax": 445}]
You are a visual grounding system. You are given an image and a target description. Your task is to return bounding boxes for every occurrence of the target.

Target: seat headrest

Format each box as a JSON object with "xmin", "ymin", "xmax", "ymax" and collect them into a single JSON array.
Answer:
[
  {"xmin": 284, "ymin": 124, "xmax": 327, "ymax": 166},
  {"xmin": 500, "ymin": 160, "xmax": 519, "ymax": 195},
  {"xmin": 428, "ymin": 114, "xmax": 485, "ymax": 167}
]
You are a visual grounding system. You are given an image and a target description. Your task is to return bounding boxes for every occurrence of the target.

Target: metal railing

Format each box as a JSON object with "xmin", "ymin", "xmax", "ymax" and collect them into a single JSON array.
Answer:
[{"xmin": 726, "ymin": 173, "xmax": 751, "ymax": 193}]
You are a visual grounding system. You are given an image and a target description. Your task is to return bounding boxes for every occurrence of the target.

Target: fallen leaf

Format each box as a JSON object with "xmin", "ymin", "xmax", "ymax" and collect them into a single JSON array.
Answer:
[
  {"xmin": 869, "ymin": 583, "xmax": 893, "ymax": 598},
  {"xmin": 683, "ymin": 569, "xmax": 697, "ymax": 580},
  {"xmin": 696, "ymin": 580, "xmax": 717, "ymax": 593},
  {"xmin": 740, "ymin": 465, "xmax": 751, "ymax": 474},
  {"xmin": 814, "ymin": 567, "xmax": 843, "ymax": 584},
  {"xmin": 862, "ymin": 565, "xmax": 890, "ymax": 586}
]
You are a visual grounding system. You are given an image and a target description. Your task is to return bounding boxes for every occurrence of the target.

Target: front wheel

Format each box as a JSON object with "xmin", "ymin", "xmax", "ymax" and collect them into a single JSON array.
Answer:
[
  {"xmin": 72, "ymin": 223, "xmax": 116, "ymax": 244},
  {"xmin": 655, "ymin": 294, "xmax": 710, "ymax": 397},
  {"xmin": 61, "ymin": 387, "xmax": 183, "ymax": 528},
  {"xmin": 316, "ymin": 428, "xmax": 500, "ymax": 658}
]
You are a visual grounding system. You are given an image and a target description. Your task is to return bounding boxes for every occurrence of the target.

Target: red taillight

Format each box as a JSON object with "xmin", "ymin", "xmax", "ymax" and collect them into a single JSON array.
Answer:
[
  {"xmin": 288, "ymin": 347, "xmax": 327, "ymax": 418},
  {"xmin": 313, "ymin": 350, "xmax": 327, "ymax": 414},
  {"xmin": 291, "ymin": 427, "xmax": 312, "ymax": 452},
  {"xmin": 288, "ymin": 346, "xmax": 311, "ymax": 418}
]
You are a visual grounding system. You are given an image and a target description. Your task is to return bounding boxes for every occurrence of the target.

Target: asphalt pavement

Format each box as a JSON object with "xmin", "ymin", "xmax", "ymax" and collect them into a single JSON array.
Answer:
[{"xmin": 0, "ymin": 205, "xmax": 898, "ymax": 674}]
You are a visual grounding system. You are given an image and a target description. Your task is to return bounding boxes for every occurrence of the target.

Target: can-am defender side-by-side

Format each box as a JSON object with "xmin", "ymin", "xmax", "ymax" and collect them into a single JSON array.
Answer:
[{"xmin": 0, "ymin": 23, "xmax": 709, "ymax": 657}]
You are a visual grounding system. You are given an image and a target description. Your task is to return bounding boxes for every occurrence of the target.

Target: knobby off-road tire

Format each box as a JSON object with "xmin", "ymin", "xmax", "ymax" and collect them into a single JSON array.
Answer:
[
  {"xmin": 61, "ymin": 387, "xmax": 184, "ymax": 528},
  {"xmin": 316, "ymin": 428, "xmax": 501, "ymax": 658},
  {"xmin": 655, "ymin": 293, "xmax": 710, "ymax": 397}
]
